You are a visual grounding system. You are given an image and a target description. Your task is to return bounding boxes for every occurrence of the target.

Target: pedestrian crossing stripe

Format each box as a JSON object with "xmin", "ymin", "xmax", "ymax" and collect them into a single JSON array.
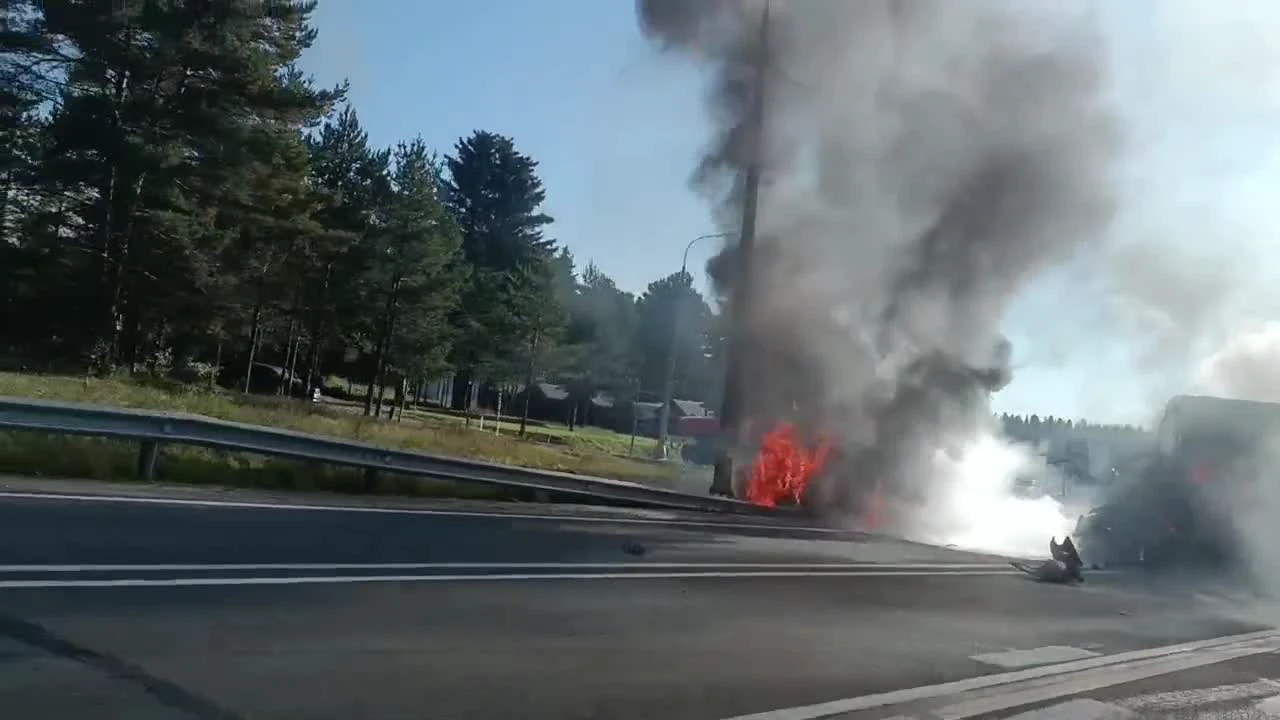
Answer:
[{"xmin": 970, "ymin": 646, "xmax": 1102, "ymax": 669}]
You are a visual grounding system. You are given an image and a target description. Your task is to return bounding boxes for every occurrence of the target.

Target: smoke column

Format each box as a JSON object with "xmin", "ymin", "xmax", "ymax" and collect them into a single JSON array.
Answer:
[{"xmin": 636, "ymin": 0, "xmax": 1118, "ymax": 548}]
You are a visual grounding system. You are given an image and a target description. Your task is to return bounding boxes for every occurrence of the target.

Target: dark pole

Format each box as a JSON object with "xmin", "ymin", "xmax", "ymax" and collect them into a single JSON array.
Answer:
[{"xmin": 710, "ymin": 3, "xmax": 769, "ymax": 498}]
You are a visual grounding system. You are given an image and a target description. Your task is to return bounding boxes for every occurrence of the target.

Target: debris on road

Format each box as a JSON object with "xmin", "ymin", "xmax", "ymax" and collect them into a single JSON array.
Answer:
[{"xmin": 1011, "ymin": 536, "xmax": 1085, "ymax": 584}]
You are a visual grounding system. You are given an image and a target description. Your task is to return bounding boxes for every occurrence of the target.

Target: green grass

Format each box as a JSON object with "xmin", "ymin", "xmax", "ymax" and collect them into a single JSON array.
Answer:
[
  {"xmin": 0, "ymin": 372, "xmax": 681, "ymax": 496},
  {"xmin": 403, "ymin": 407, "xmax": 660, "ymax": 456},
  {"xmin": 0, "ymin": 432, "xmax": 501, "ymax": 499}
]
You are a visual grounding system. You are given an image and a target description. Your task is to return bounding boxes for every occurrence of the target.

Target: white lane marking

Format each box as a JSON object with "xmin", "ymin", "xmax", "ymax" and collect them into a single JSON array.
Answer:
[
  {"xmin": 0, "ymin": 568, "xmax": 1028, "ymax": 589},
  {"xmin": 715, "ymin": 629, "xmax": 1280, "ymax": 720},
  {"xmin": 1116, "ymin": 680, "xmax": 1280, "ymax": 712},
  {"xmin": 972, "ymin": 646, "xmax": 1102, "ymax": 669},
  {"xmin": 0, "ymin": 490, "xmax": 847, "ymax": 534},
  {"xmin": 0, "ymin": 562, "xmax": 1014, "ymax": 573},
  {"xmin": 1005, "ymin": 699, "xmax": 1135, "ymax": 720}
]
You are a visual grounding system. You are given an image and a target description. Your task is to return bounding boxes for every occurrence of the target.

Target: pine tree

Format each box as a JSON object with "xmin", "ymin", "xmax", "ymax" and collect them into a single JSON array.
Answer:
[
  {"xmin": 304, "ymin": 105, "xmax": 386, "ymax": 391},
  {"xmin": 362, "ymin": 139, "xmax": 467, "ymax": 417},
  {"xmin": 8, "ymin": 0, "xmax": 342, "ymax": 373},
  {"xmin": 551, "ymin": 262, "xmax": 640, "ymax": 427},
  {"xmin": 633, "ymin": 271, "xmax": 715, "ymax": 402},
  {"xmin": 443, "ymin": 130, "xmax": 556, "ymax": 410}
]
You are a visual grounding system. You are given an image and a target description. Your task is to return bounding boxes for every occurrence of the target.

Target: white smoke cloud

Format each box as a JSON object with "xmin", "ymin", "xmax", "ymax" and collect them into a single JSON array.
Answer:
[
  {"xmin": 1198, "ymin": 323, "xmax": 1280, "ymax": 402},
  {"xmin": 1151, "ymin": 0, "xmax": 1280, "ymax": 118},
  {"xmin": 1093, "ymin": 0, "xmax": 1280, "ymax": 407},
  {"xmin": 914, "ymin": 428, "xmax": 1075, "ymax": 558}
]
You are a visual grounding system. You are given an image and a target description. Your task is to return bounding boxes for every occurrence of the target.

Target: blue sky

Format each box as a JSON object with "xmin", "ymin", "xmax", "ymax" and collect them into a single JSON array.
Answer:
[
  {"xmin": 301, "ymin": 0, "xmax": 718, "ymax": 294},
  {"xmin": 299, "ymin": 1, "xmax": 1280, "ymax": 427}
]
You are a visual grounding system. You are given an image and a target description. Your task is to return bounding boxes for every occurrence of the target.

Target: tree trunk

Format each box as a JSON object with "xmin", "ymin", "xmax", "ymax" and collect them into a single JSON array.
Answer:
[
  {"xmin": 394, "ymin": 376, "xmax": 407, "ymax": 421},
  {"xmin": 279, "ymin": 324, "xmax": 294, "ymax": 397},
  {"xmin": 210, "ymin": 340, "xmax": 222, "ymax": 391},
  {"xmin": 451, "ymin": 370, "xmax": 472, "ymax": 412},
  {"xmin": 278, "ymin": 312, "xmax": 298, "ymax": 397},
  {"xmin": 367, "ymin": 276, "xmax": 401, "ymax": 417},
  {"xmin": 362, "ymin": 364, "xmax": 378, "ymax": 417},
  {"xmin": 518, "ymin": 331, "xmax": 539, "ymax": 438},
  {"xmin": 116, "ymin": 172, "xmax": 148, "ymax": 374},
  {"xmin": 93, "ymin": 172, "xmax": 121, "ymax": 375},
  {"xmin": 304, "ymin": 263, "xmax": 333, "ymax": 397},
  {"xmin": 374, "ymin": 374, "xmax": 387, "ymax": 417},
  {"xmin": 243, "ymin": 299, "xmax": 263, "ymax": 394},
  {"xmin": 286, "ymin": 335, "xmax": 303, "ymax": 400},
  {"xmin": 305, "ymin": 317, "xmax": 326, "ymax": 397},
  {"xmin": 364, "ymin": 324, "xmax": 388, "ymax": 417},
  {"xmin": 371, "ymin": 327, "xmax": 391, "ymax": 417}
]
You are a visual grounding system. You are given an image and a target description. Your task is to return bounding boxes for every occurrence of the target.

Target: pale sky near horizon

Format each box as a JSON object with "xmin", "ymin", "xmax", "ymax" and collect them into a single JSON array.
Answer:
[{"xmin": 299, "ymin": 1, "xmax": 1280, "ymax": 428}]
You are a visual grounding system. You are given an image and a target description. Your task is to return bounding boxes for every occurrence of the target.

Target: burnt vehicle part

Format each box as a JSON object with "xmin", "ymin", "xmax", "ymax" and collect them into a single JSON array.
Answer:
[{"xmin": 1010, "ymin": 536, "xmax": 1085, "ymax": 583}]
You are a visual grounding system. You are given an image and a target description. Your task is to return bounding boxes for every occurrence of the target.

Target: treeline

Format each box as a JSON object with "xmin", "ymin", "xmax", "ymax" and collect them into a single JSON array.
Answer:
[
  {"xmin": 0, "ymin": 0, "xmax": 722, "ymax": 419},
  {"xmin": 1000, "ymin": 413, "xmax": 1153, "ymax": 474},
  {"xmin": 1000, "ymin": 414, "xmax": 1147, "ymax": 435}
]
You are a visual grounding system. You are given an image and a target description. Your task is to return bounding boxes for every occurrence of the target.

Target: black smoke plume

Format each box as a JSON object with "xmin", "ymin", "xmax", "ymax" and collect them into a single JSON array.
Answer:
[{"xmin": 637, "ymin": 0, "xmax": 1118, "ymax": 519}]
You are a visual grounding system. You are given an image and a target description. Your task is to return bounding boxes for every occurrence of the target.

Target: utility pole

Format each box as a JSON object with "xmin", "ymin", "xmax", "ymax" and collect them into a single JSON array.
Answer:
[
  {"xmin": 710, "ymin": 2, "xmax": 769, "ymax": 498},
  {"xmin": 657, "ymin": 232, "xmax": 730, "ymax": 459}
]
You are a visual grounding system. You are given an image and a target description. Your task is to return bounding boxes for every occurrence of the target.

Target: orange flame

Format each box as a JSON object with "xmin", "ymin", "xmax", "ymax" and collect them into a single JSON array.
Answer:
[{"xmin": 746, "ymin": 423, "xmax": 833, "ymax": 507}]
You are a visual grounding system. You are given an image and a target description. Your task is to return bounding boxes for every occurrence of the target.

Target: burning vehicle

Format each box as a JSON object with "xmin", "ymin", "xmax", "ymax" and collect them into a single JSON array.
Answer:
[
  {"xmin": 679, "ymin": 414, "xmax": 836, "ymax": 510},
  {"xmin": 1075, "ymin": 395, "xmax": 1280, "ymax": 570},
  {"xmin": 677, "ymin": 415, "xmax": 721, "ymax": 467}
]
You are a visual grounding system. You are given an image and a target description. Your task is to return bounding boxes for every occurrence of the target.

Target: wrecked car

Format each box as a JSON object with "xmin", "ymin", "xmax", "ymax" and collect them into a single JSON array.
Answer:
[{"xmin": 1074, "ymin": 394, "xmax": 1280, "ymax": 570}]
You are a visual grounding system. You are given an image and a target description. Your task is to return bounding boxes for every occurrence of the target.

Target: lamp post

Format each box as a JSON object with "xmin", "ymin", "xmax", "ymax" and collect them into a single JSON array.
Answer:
[
  {"xmin": 656, "ymin": 232, "xmax": 730, "ymax": 459},
  {"xmin": 710, "ymin": 2, "xmax": 769, "ymax": 498}
]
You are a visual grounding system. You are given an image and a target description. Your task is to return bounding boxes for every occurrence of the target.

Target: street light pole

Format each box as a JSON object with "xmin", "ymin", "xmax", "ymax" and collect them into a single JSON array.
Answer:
[
  {"xmin": 710, "ymin": 2, "xmax": 769, "ymax": 498},
  {"xmin": 657, "ymin": 232, "xmax": 729, "ymax": 459}
]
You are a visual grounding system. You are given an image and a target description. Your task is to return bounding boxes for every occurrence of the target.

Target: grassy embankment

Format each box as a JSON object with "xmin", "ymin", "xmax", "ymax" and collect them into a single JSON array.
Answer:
[{"xmin": 0, "ymin": 373, "xmax": 673, "ymax": 499}]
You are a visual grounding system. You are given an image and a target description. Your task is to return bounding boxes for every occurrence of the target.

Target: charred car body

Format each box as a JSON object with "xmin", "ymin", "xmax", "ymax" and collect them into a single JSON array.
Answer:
[{"xmin": 1075, "ymin": 395, "xmax": 1280, "ymax": 570}]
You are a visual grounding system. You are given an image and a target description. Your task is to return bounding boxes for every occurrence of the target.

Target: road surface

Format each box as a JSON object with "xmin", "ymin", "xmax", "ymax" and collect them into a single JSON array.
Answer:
[{"xmin": 0, "ymin": 478, "xmax": 1274, "ymax": 719}]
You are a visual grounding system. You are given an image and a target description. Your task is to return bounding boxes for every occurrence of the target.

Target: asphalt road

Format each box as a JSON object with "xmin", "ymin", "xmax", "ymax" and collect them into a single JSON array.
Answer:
[{"xmin": 0, "ymin": 480, "xmax": 1272, "ymax": 720}]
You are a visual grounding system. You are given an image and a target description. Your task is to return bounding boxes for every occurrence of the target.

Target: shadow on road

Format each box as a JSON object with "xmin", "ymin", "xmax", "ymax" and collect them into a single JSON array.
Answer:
[{"xmin": 0, "ymin": 612, "xmax": 244, "ymax": 720}]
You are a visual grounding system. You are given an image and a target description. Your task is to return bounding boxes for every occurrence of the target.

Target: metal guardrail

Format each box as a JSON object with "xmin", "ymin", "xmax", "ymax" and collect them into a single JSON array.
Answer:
[{"xmin": 0, "ymin": 396, "xmax": 777, "ymax": 515}]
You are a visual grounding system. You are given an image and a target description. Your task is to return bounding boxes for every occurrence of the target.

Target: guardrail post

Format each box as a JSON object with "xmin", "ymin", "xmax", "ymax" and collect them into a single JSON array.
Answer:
[{"xmin": 137, "ymin": 440, "xmax": 160, "ymax": 481}]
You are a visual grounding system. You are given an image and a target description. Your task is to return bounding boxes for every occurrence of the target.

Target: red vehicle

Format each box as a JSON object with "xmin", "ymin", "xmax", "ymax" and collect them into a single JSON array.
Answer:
[{"xmin": 676, "ymin": 415, "xmax": 720, "ymax": 465}]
